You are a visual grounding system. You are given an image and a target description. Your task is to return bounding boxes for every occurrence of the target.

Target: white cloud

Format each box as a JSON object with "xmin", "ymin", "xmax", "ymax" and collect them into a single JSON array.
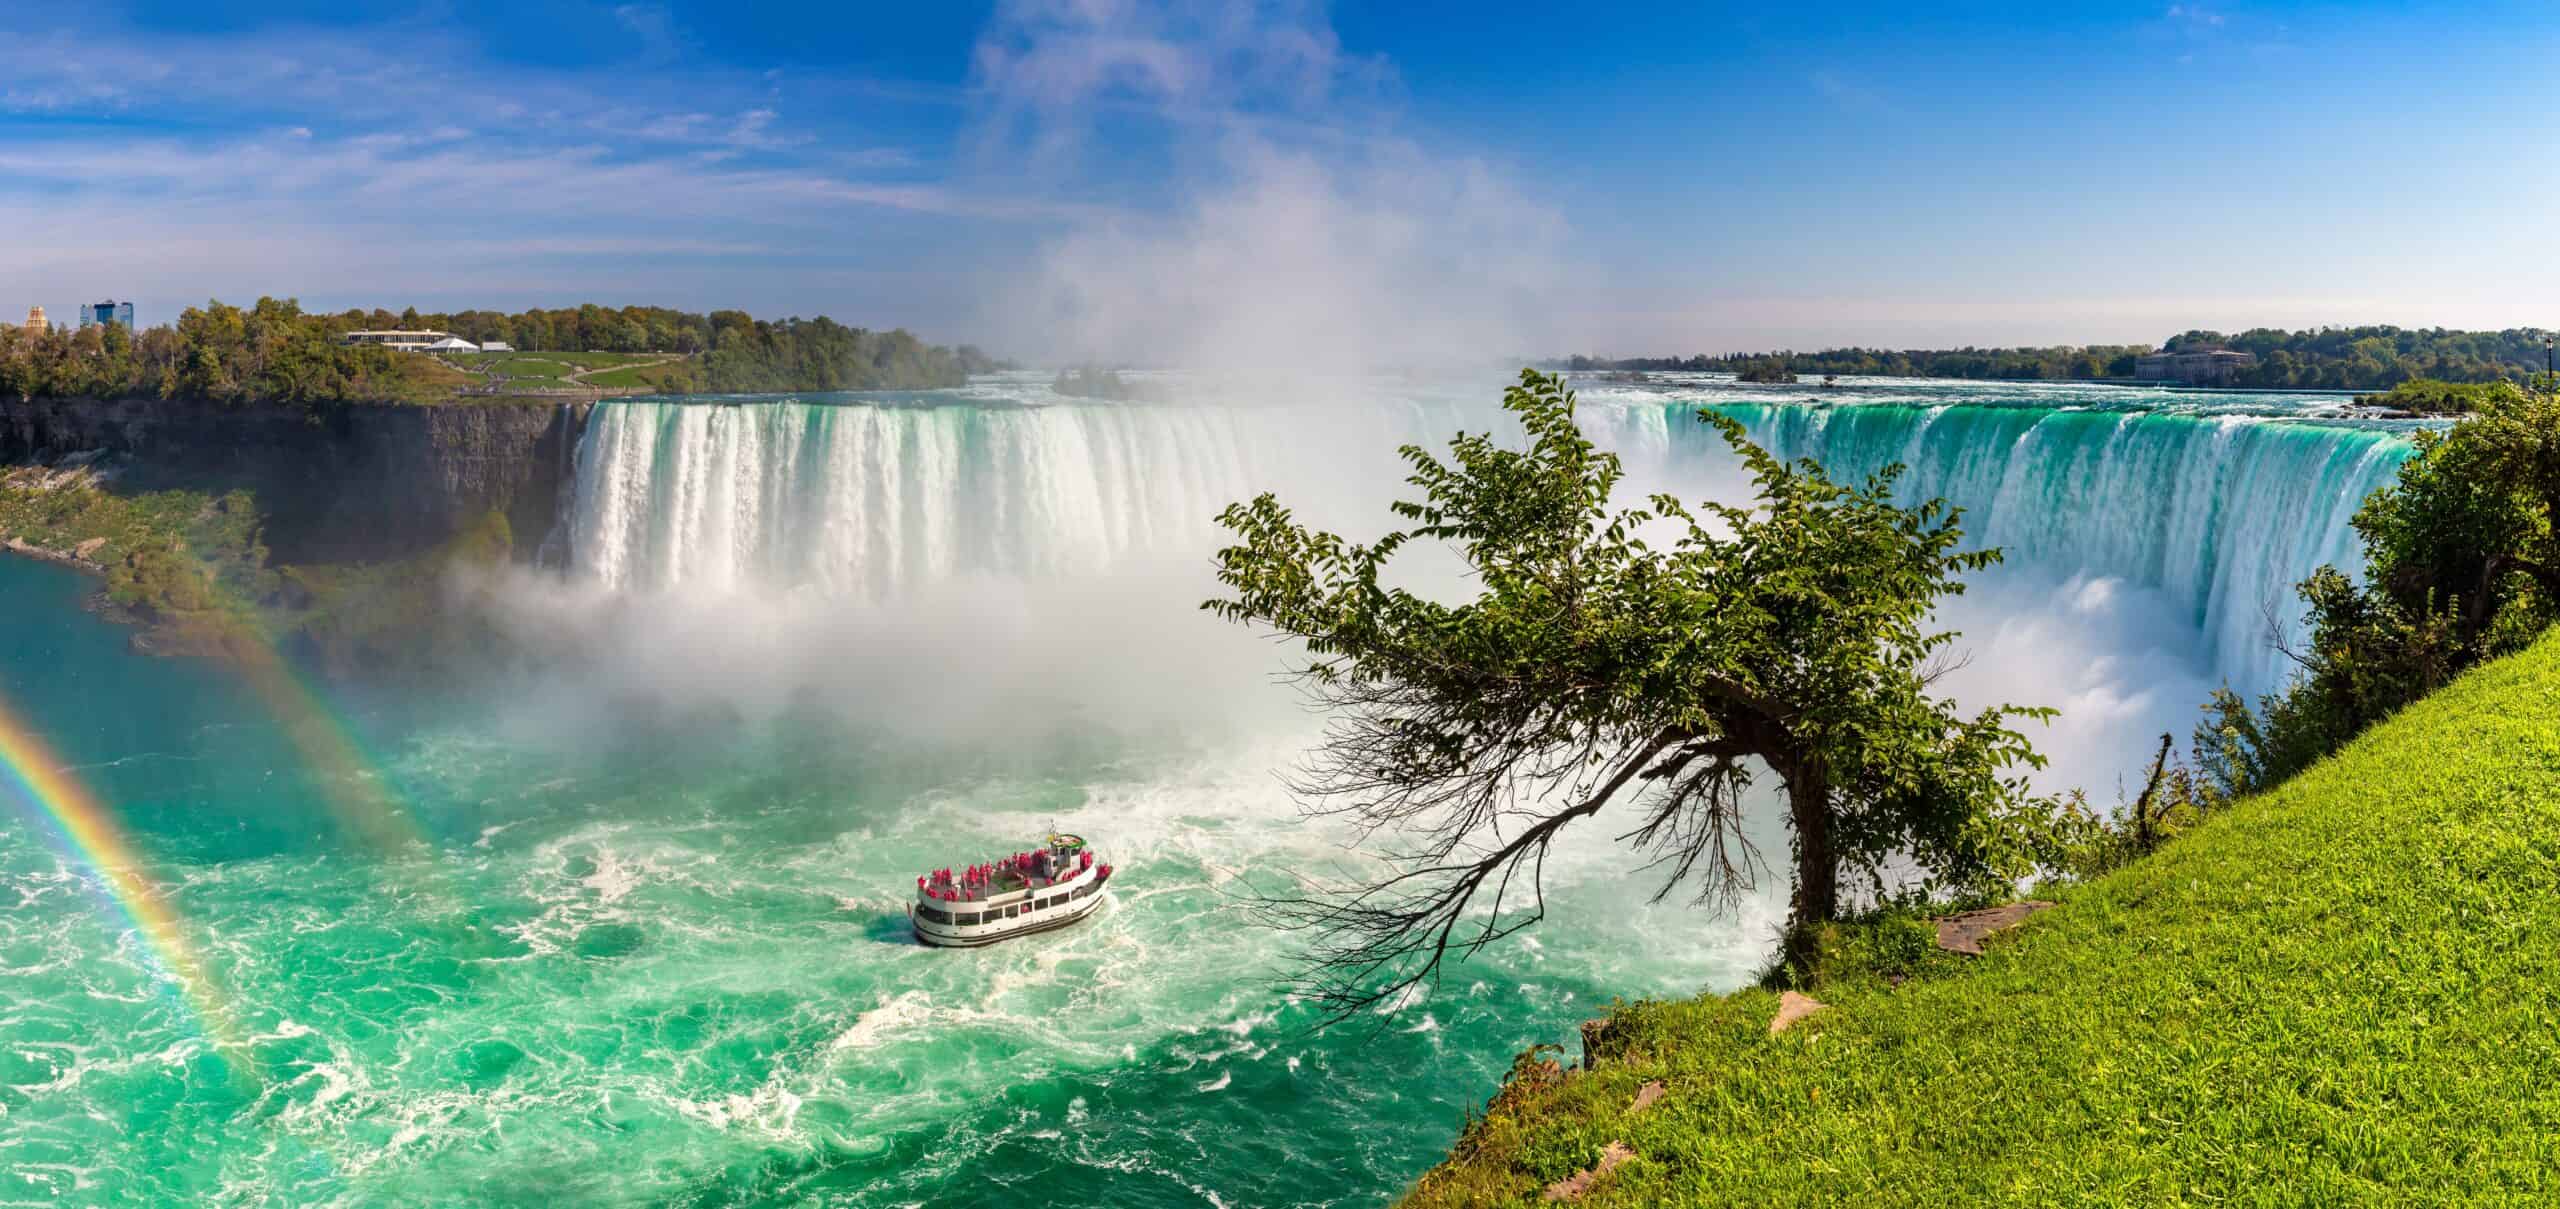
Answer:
[
  {"xmin": 967, "ymin": 0, "xmax": 1559, "ymax": 370},
  {"xmin": 0, "ymin": 17, "xmax": 1018, "ymax": 328},
  {"xmin": 725, "ymin": 108, "xmax": 790, "ymax": 149}
]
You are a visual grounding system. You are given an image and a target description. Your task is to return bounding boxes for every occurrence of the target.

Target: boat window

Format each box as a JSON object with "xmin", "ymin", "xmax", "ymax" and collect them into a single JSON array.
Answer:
[
  {"xmin": 1006, "ymin": 906, "xmax": 1020, "ymax": 919},
  {"xmin": 956, "ymin": 913, "xmax": 980, "ymax": 926},
  {"xmin": 917, "ymin": 905, "xmax": 952, "ymax": 925}
]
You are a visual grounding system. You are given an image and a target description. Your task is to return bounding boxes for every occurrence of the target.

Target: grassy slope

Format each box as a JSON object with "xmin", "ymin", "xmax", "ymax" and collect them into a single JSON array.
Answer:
[
  {"xmin": 388, "ymin": 354, "xmax": 479, "ymax": 401},
  {"xmin": 581, "ymin": 361, "xmax": 694, "ymax": 391},
  {"xmin": 443, "ymin": 351, "xmax": 696, "ymax": 393},
  {"xmin": 1409, "ymin": 631, "xmax": 2560, "ymax": 1207}
]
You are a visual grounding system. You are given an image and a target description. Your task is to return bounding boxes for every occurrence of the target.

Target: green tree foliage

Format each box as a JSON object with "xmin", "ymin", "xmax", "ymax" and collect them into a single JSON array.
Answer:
[
  {"xmin": 399, "ymin": 303, "xmax": 972, "ymax": 389},
  {"xmin": 1732, "ymin": 359, "xmax": 1799, "ymax": 384},
  {"xmin": 1569, "ymin": 345, "xmax": 2150, "ymax": 381},
  {"xmin": 2204, "ymin": 385, "xmax": 2560, "ymax": 792},
  {"xmin": 2166, "ymin": 326, "xmax": 2560, "ymax": 388},
  {"xmin": 0, "ymin": 297, "xmax": 442, "ymax": 406},
  {"xmin": 1570, "ymin": 325, "xmax": 2560, "ymax": 390},
  {"xmin": 694, "ymin": 314, "xmax": 969, "ymax": 393},
  {"xmin": 0, "ymin": 298, "xmax": 985, "ymax": 405},
  {"xmin": 1204, "ymin": 370, "xmax": 2053, "ymax": 1017},
  {"xmin": 2351, "ymin": 378, "xmax": 2520, "ymax": 415}
]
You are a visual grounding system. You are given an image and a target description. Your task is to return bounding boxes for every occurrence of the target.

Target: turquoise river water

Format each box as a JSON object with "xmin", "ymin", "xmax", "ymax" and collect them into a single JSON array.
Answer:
[{"xmin": 0, "ymin": 374, "xmax": 2420, "ymax": 1205}]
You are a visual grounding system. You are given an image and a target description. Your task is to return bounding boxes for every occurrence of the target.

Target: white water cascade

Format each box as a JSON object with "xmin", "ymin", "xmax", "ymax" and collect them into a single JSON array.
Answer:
[
  {"xmin": 569, "ymin": 399, "xmax": 1282, "ymax": 597},
  {"xmin": 1590, "ymin": 398, "xmax": 2415, "ymax": 696},
  {"xmin": 563, "ymin": 385, "xmax": 2418, "ymax": 700}
]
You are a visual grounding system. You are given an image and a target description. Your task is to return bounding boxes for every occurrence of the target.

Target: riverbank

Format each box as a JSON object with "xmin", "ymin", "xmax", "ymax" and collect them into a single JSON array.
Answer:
[
  {"xmin": 1408, "ymin": 627, "xmax": 2560, "ymax": 1205},
  {"xmin": 0, "ymin": 396, "xmax": 572, "ymax": 671},
  {"xmin": 0, "ymin": 394, "xmax": 582, "ymax": 563}
]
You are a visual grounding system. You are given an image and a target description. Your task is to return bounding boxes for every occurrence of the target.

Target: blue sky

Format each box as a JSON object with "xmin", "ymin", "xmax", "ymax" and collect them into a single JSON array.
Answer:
[{"xmin": 3, "ymin": 1, "xmax": 2555, "ymax": 359}]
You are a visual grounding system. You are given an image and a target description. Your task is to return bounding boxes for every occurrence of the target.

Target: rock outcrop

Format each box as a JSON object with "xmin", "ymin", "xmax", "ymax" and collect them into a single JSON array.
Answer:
[{"xmin": 0, "ymin": 396, "xmax": 588, "ymax": 563}]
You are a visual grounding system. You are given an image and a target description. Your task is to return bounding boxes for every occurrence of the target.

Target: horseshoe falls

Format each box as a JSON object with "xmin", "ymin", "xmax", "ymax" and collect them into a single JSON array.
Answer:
[
  {"xmin": 1597, "ymin": 395, "xmax": 2415, "ymax": 698},
  {"xmin": 0, "ymin": 374, "xmax": 2422, "ymax": 1207},
  {"xmin": 567, "ymin": 379, "xmax": 2417, "ymax": 701}
]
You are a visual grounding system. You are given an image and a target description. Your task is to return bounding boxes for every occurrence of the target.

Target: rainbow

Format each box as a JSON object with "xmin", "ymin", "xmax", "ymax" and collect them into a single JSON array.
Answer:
[
  {"xmin": 229, "ymin": 638, "xmax": 441, "ymax": 864},
  {"xmin": 136, "ymin": 550, "xmax": 447, "ymax": 877},
  {"xmin": 0, "ymin": 690, "xmax": 251, "ymax": 1060}
]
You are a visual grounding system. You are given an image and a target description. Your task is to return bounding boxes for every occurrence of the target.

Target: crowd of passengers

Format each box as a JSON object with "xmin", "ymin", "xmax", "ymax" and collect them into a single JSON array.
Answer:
[{"xmin": 917, "ymin": 846, "xmax": 1104, "ymax": 903}]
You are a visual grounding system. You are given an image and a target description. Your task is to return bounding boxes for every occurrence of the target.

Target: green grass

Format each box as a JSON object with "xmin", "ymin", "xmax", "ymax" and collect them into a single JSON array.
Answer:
[
  {"xmin": 582, "ymin": 361, "xmax": 698, "ymax": 392},
  {"xmin": 1409, "ymin": 631, "xmax": 2560, "ymax": 1207},
  {"xmin": 441, "ymin": 350, "xmax": 695, "ymax": 393},
  {"xmin": 543, "ymin": 350, "xmax": 670, "ymax": 370},
  {"xmin": 0, "ymin": 471, "xmax": 261, "ymax": 577},
  {"xmin": 479, "ymin": 356, "xmax": 577, "ymax": 381}
]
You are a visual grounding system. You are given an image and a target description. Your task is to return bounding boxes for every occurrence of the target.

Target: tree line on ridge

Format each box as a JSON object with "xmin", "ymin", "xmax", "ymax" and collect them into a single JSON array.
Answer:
[
  {"xmin": 1567, "ymin": 324, "xmax": 2560, "ymax": 390},
  {"xmin": 0, "ymin": 297, "xmax": 998, "ymax": 406}
]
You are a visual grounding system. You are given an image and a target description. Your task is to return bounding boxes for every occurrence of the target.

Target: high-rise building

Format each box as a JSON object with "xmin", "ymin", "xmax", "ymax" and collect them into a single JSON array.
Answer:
[
  {"xmin": 22, "ymin": 306, "xmax": 45, "ymax": 336},
  {"xmin": 77, "ymin": 301, "xmax": 134, "ymax": 332}
]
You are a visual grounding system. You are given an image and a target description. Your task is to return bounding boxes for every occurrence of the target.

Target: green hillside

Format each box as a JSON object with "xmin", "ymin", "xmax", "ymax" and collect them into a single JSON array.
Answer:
[{"xmin": 1410, "ymin": 630, "xmax": 2560, "ymax": 1206}]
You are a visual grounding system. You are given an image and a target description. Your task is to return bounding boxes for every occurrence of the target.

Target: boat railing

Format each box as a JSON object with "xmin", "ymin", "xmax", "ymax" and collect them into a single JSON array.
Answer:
[{"xmin": 915, "ymin": 857, "xmax": 1100, "ymax": 906}]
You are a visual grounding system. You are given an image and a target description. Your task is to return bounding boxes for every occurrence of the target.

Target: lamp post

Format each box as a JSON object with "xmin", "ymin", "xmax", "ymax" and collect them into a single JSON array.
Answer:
[{"xmin": 2544, "ymin": 333, "xmax": 2554, "ymax": 393}]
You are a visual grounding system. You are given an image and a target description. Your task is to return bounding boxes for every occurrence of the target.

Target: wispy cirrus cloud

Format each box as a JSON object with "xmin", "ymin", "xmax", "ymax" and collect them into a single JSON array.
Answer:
[
  {"xmin": 0, "ymin": 12, "xmax": 1060, "ymax": 329},
  {"xmin": 0, "ymin": 2, "xmax": 1546, "ymax": 355},
  {"xmin": 2164, "ymin": 4, "xmax": 2227, "ymax": 30},
  {"xmin": 613, "ymin": 3, "xmax": 688, "ymax": 65}
]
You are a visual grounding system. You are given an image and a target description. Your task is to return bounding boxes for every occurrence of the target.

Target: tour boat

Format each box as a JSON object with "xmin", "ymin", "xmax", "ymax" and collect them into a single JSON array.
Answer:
[{"xmin": 910, "ymin": 833, "xmax": 1112, "ymax": 948}]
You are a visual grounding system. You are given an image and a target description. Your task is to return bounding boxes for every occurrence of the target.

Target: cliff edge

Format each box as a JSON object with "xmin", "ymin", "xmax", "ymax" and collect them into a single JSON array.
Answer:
[
  {"xmin": 0, "ymin": 395, "xmax": 587, "ymax": 563},
  {"xmin": 1409, "ymin": 629, "xmax": 2560, "ymax": 1206}
]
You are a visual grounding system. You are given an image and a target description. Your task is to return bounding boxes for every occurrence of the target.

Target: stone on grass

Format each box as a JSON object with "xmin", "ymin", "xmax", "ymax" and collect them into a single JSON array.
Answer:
[
  {"xmin": 1931, "ymin": 900, "xmax": 2056, "ymax": 956},
  {"xmin": 1769, "ymin": 990, "xmax": 1825, "ymax": 1035},
  {"xmin": 1542, "ymin": 1141, "xmax": 1635, "ymax": 1202}
]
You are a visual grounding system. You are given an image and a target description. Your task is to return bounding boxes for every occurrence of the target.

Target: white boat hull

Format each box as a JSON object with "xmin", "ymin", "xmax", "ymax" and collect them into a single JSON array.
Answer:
[{"xmin": 911, "ymin": 866, "xmax": 1111, "ymax": 948}]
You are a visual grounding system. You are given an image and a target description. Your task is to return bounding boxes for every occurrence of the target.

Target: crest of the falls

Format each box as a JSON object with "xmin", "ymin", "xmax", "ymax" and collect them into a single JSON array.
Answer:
[
  {"xmin": 569, "ymin": 398, "xmax": 1279, "ymax": 596},
  {"xmin": 1592, "ymin": 399, "xmax": 2415, "ymax": 697},
  {"xmin": 563, "ymin": 383, "xmax": 2417, "ymax": 699}
]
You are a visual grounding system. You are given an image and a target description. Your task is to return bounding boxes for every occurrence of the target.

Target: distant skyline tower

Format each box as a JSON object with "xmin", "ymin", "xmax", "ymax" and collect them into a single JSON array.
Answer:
[
  {"xmin": 21, "ymin": 305, "xmax": 44, "ymax": 336},
  {"xmin": 77, "ymin": 300, "xmax": 133, "ymax": 332}
]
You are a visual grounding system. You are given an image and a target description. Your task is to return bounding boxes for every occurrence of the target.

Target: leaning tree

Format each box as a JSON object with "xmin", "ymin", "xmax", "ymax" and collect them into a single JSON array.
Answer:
[{"xmin": 1206, "ymin": 369, "xmax": 2052, "ymax": 1020}]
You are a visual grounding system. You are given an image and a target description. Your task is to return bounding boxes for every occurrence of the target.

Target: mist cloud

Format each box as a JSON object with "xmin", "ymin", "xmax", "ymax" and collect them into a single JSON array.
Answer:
[{"xmin": 968, "ymin": 0, "xmax": 1566, "ymax": 371}]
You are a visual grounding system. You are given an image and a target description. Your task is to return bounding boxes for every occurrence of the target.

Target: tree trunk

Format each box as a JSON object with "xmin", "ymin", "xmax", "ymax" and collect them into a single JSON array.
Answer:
[
  {"xmin": 2133, "ymin": 731, "xmax": 2174, "ymax": 852},
  {"xmin": 1786, "ymin": 770, "xmax": 1836, "ymax": 927}
]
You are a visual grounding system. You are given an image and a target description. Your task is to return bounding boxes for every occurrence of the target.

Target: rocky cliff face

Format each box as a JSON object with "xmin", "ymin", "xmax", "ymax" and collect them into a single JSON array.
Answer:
[{"xmin": 0, "ymin": 397, "xmax": 589, "ymax": 563}]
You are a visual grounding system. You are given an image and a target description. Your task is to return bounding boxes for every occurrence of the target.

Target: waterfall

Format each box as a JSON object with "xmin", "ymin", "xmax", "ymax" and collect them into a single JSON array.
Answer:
[
  {"xmin": 1588, "ymin": 400, "xmax": 2414, "ymax": 696},
  {"xmin": 564, "ymin": 392, "xmax": 2415, "ymax": 698},
  {"xmin": 534, "ymin": 401, "xmax": 581, "ymax": 571},
  {"xmin": 566, "ymin": 399, "xmax": 1279, "ymax": 597}
]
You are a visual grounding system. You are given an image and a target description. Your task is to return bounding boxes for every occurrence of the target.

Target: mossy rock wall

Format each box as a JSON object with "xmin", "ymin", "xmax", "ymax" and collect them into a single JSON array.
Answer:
[{"xmin": 0, "ymin": 397, "xmax": 587, "ymax": 563}]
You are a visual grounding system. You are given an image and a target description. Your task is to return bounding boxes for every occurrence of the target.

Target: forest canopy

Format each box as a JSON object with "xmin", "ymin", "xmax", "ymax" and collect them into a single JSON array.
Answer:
[
  {"xmin": 1568, "ymin": 325, "xmax": 2560, "ymax": 390},
  {"xmin": 0, "ymin": 297, "xmax": 994, "ymax": 406}
]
